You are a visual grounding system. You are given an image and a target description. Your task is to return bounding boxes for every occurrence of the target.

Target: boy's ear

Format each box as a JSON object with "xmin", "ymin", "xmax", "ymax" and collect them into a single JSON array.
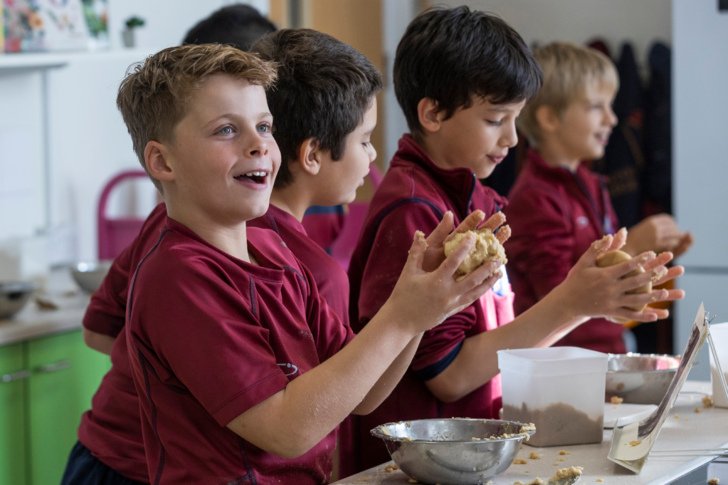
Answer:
[
  {"xmin": 297, "ymin": 137, "xmax": 322, "ymax": 176},
  {"xmin": 417, "ymin": 97, "xmax": 443, "ymax": 133},
  {"xmin": 144, "ymin": 140, "xmax": 175, "ymax": 183},
  {"xmin": 535, "ymin": 105, "xmax": 560, "ymax": 133}
]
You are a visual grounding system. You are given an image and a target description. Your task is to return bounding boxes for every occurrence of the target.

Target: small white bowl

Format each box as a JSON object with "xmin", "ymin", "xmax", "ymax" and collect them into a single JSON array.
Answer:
[{"xmin": 70, "ymin": 261, "xmax": 112, "ymax": 293}]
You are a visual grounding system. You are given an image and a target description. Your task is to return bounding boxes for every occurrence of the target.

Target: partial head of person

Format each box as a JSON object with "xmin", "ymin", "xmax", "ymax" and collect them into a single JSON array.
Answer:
[
  {"xmin": 517, "ymin": 41, "xmax": 619, "ymax": 162},
  {"xmin": 252, "ymin": 28, "xmax": 383, "ymax": 205},
  {"xmin": 182, "ymin": 3, "xmax": 277, "ymax": 51},
  {"xmin": 393, "ymin": 6, "xmax": 542, "ymax": 178},
  {"xmin": 116, "ymin": 44, "xmax": 279, "ymax": 224}
]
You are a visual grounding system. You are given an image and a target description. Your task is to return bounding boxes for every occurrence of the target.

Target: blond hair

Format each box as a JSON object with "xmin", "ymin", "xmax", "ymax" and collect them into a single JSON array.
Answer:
[
  {"xmin": 518, "ymin": 41, "xmax": 618, "ymax": 146},
  {"xmin": 116, "ymin": 43, "xmax": 278, "ymax": 188}
]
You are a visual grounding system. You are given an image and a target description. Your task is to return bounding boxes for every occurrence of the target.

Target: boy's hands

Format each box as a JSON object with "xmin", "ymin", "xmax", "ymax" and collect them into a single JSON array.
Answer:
[
  {"xmin": 421, "ymin": 210, "xmax": 510, "ymax": 271},
  {"xmin": 385, "ymin": 211, "xmax": 503, "ymax": 335},
  {"xmin": 623, "ymin": 213, "xmax": 693, "ymax": 258},
  {"xmin": 557, "ymin": 228, "xmax": 684, "ymax": 323}
]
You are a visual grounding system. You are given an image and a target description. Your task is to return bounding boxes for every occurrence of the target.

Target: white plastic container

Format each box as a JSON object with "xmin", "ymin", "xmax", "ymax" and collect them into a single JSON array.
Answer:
[
  {"xmin": 498, "ymin": 346, "xmax": 608, "ymax": 447},
  {"xmin": 709, "ymin": 323, "xmax": 728, "ymax": 408}
]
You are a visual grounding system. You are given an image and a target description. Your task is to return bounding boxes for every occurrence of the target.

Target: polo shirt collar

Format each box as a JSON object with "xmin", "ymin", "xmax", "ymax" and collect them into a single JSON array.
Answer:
[{"xmin": 392, "ymin": 134, "xmax": 479, "ymax": 218}]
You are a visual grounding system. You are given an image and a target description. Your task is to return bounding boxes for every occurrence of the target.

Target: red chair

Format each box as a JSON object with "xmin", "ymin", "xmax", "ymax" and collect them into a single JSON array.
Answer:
[{"xmin": 97, "ymin": 170, "xmax": 151, "ymax": 260}]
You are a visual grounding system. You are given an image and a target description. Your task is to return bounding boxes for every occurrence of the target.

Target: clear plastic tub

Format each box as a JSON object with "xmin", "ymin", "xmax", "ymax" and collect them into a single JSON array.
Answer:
[{"xmin": 498, "ymin": 346, "xmax": 608, "ymax": 447}]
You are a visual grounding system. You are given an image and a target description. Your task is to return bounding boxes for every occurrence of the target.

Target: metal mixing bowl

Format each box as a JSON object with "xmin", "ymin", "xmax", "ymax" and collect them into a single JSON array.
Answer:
[
  {"xmin": 606, "ymin": 353, "xmax": 681, "ymax": 404},
  {"xmin": 70, "ymin": 261, "xmax": 112, "ymax": 293},
  {"xmin": 370, "ymin": 418, "xmax": 535, "ymax": 485},
  {"xmin": 0, "ymin": 281, "xmax": 36, "ymax": 319}
]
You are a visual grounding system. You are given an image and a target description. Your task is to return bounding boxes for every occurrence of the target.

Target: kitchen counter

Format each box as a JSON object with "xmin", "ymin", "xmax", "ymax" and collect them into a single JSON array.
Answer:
[
  {"xmin": 0, "ymin": 269, "xmax": 89, "ymax": 346},
  {"xmin": 335, "ymin": 381, "xmax": 727, "ymax": 485}
]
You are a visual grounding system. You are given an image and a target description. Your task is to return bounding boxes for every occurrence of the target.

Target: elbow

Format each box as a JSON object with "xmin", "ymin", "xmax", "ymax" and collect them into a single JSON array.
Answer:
[
  {"xmin": 265, "ymin": 432, "xmax": 322, "ymax": 459},
  {"xmin": 426, "ymin": 376, "xmax": 470, "ymax": 404}
]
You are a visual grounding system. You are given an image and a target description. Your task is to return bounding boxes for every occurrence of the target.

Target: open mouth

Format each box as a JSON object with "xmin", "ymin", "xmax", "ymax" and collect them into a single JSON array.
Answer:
[{"xmin": 234, "ymin": 170, "xmax": 268, "ymax": 184}]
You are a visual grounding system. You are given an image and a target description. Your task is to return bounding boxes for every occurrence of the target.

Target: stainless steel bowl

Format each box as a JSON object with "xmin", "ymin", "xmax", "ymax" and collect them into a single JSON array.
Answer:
[
  {"xmin": 606, "ymin": 353, "xmax": 681, "ymax": 404},
  {"xmin": 70, "ymin": 261, "xmax": 112, "ymax": 293},
  {"xmin": 370, "ymin": 418, "xmax": 535, "ymax": 485},
  {"xmin": 0, "ymin": 281, "xmax": 35, "ymax": 319}
]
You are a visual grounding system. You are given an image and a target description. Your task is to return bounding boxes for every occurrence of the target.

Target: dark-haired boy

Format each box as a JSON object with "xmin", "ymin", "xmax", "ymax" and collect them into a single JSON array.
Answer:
[
  {"xmin": 182, "ymin": 3, "xmax": 276, "ymax": 50},
  {"xmin": 347, "ymin": 6, "xmax": 684, "ymax": 471}
]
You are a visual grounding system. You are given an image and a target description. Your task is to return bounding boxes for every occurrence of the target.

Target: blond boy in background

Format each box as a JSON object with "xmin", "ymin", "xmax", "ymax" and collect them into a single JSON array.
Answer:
[{"xmin": 506, "ymin": 41, "xmax": 692, "ymax": 354}]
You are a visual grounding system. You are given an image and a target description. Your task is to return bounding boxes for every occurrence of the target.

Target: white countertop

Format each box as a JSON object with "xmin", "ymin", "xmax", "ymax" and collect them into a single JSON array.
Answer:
[
  {"xmin": 0, "ymin": 269, "xmax": 89, "ymax": 345},
  {"xmin": 335, "ymin": 381, "xmax": 727, "ymax": 485}
]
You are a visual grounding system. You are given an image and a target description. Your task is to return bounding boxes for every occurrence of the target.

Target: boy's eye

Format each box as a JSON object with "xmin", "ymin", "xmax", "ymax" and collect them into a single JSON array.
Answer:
[
  {"xmin": 216, "ymin": 125, "xmax": 235, "ymax": 136},
  {"xmin": 257, "ymin": 122, "xmax": 273, "ymax": 134},
  {"xmin": 486, "ymin": 119, "xmax": 503, "ymax": 127}
]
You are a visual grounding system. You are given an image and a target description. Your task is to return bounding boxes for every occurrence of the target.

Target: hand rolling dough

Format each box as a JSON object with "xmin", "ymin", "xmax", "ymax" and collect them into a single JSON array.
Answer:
[{"xmin": 444, "ymin": 228, "xmax": 507, "ymax": 276}]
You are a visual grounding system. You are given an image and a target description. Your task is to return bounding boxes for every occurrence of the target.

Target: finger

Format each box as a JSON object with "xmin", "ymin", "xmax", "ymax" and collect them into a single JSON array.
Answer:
[
  {"xmin": 453, "ymin": 210, "xmax": 486, "ymax": 234},
  {"xmin": 624, "ymin": 250, "xmax": 657, "ymax": 274},
  {"xmin": 672, "ymin": 233, "xmax": 694, "ymax": 258},
  {"xmin": 458, "ymin": 260, "xmax": 501, "ymax": 286},
  {"xmin": 583, "ymin": 233, "xmax": 616, "ymax": 264},
  {"xmin": 402, "ymin": 230, "xmax": 428, "ymax": 275},
  {"xmin": 653, "ymin": 265, "xmax": 684, "ymax": 287},
  {"xmin": 455, "ymin": 270, "xmax": 503, "ymax": 310},
  {"xmin": 617, "ymin": 264, "xmax": 657, "ymax": 292},
  {"xmin": 629, "ymin": 307, "xmax": 670, "ymax": 322},
  {"xmin": 438, "ymin": 232, "xmax": 475, "ymax": 276},
  {"xmin": 609, "ymin": 228, "xmax": 628, "ymax": 251},
  {"xmin": 482, "ymin": 211, "xmax": 506, "ymax": 231},
  {"xmin": 495, "ymin": 224, "xmax": 511, "ymax": 245},
  {"xmin": 642, "ymin": 251, "xmax": 673, "ymax": 271},
  {"xmin": 426, "ymin": 211, "xmax": 455, "ymax": 248}
]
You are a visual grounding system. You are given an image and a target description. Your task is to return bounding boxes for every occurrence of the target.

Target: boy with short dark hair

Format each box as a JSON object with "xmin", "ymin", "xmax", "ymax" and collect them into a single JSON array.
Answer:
[
  {"xmin": 116, "ymin": 43, "xmax": 497, "ymax": 483},
  {"xmin": 347, "ymin": 6, "xmax": 684, "ymax": 471},
  {"xmin": 248, "ymin": 28, "xmax": 383, "ymax": 321},
  {"xmin": 506, "ymin": 41, "xmax": 692, "ymax": 353},
  {"xmin": 182, "ymin": 3, "xmax": 276, "ymax": 50}
]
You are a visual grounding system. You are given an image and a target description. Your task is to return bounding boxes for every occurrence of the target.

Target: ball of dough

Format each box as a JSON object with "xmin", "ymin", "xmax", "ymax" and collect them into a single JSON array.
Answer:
[
  {"xmin": 595, "ymin": 249, "xmax": 652, "ymax": 314},
  {"xmin": 444, "ymin": 228, "xmax": 507, "ymax": 277}
]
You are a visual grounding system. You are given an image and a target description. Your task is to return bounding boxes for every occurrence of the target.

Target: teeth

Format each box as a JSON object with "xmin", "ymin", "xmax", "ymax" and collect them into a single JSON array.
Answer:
[{"xmin": 244, "ymin": 171, "xmax": 266, "ymax": 177}]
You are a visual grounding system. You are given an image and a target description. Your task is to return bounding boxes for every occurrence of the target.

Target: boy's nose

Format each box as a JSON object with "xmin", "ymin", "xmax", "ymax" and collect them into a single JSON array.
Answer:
[{"xmin": 248, "ymin": 138, "xmax": 269, "ymax": 157}]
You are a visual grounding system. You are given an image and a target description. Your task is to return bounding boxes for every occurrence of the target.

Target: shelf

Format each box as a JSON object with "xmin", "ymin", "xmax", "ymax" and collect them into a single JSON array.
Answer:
[
  {"xmin": 0, "ymin": 49, "xmax": 152, "ymax": 73},
  {"xmin": 0, "ymin": 53, "xmax": 69, "ymax": 72}
]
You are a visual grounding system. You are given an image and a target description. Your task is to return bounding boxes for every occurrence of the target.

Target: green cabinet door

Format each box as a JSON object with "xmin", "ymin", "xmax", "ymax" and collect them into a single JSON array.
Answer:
[
  {"xmin": 0, "ymin": 343, "xmax": 29, "ymax": 485},
  {"xmin": 26, "ymin": 330, "xmax": 111, "ymax": 485}
]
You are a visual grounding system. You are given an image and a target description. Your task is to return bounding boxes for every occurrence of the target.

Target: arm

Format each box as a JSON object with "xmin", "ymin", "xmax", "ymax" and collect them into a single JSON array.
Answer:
[
  {"xmin": 352, "ymin": 210, "xmax": 502, "ymax": 415},
  {"xmin": 622, "ymin": 213, "xmax": 693, "ymax": 257},
  {"xmin": 227, "ymin": 223, "xmax": 498, "ymax": 457},
  {"xmin": 427, "ymin": 230, "xmax": 684, "ymax": 402},
  {"xmin": 82, "ymin": 202, "xmax": 167, "ymax": 352},
  {"xmin": 83, "ymin": 328, "xmax": 116, "ymax": 355}
]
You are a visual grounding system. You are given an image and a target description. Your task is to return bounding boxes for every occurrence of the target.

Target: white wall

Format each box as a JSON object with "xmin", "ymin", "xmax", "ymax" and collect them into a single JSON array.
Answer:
[
  {"xmin": 671, "ymin": 0, "xmax": 728, "ymax": 380},
  {"xmin": 381, "ymin": 0, "xmax": 672, "ymax": 165},
  {"xmin": 442, "ymin": 0, "xmax": 671, "ymax": 63},
  {"xmin": 0, "ymin": 1, "xmax": 269, "ymax": 266}
]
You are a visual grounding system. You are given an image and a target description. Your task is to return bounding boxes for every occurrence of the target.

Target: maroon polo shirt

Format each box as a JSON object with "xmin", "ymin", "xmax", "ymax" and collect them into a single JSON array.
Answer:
[
  {"xmin": 250, "ymin": 204, "xmax": 349, "ymax": 323},
  {"xmin": 126, "ymin": 219, "xmax": 352, "ymax": 484},
  {"xmin": 346, "ymin": 134, "xmax": 514, "ymax": 472},
  {"xmin": 505, "ymin": 149, "xmax": 625, "ymax": 354},
  {"xmin": 79, "ymin": 202, "xmax": 166, "ymax": 482}
]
